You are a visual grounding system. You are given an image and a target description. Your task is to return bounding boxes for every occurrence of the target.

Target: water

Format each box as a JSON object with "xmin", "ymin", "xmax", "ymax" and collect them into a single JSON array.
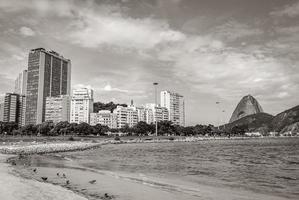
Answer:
[{"xmin": 62, "ymin": 137, "xmax": 299, "ymax": 199}]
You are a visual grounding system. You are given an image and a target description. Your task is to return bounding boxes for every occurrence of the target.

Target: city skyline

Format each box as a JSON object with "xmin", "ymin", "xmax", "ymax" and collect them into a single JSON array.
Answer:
[{"xmin": 1, "ymin": 0, "xmax": 299, "ymax": 125}]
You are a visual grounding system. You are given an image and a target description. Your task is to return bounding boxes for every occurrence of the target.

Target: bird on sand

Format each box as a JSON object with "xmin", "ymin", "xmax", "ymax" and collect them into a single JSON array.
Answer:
[
  {"xmin": 41, "ymin": 177, "xmax": 48, "ymax": 181},
  {"xmin": 89, "ymin": 180, "xmax": 96, "ymax": 184},
  {"xmin": 33, "ymin": 168, "xmax": 37, "ymax": 173},
  {"xmin": 56, "ymin": 172, "xmax": 59, "ymax": 176}
]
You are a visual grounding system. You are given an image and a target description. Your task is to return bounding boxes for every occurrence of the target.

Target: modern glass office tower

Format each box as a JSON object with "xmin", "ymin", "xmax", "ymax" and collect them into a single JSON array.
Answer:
[
  {"xmin": 160, "ymin": 91, "xmax": 185, "ymax": 126},
  {"xmin": 25, "ymin": 48, "xmax": 71, "ymax": 125}
]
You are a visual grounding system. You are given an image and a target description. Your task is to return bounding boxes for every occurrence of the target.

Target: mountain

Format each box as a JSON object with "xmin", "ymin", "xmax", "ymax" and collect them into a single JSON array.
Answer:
[
  {"xmin": 229, "ymin": 95, "xmax": 264, "ymax": 123},
  {"xmin": 223, "ymin": 105, "xmax": 299, "ymax": 134},
  {"xmin": 224, "ymin": 113, "xmax": 273, "ymax": 131},
  {"xmin": 279, "ymin": 122, "xmax": 299, "ymax": 134},
  {"xmin": 270, "ymin": 105, "xmax": 299, "ymax": 132}
]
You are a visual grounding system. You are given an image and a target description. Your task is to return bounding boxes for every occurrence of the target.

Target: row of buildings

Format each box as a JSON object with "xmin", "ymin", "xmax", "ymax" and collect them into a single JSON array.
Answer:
[
  {"xmin": 0, "ymin": 48, "xmax": 185, "ymax": 128},
  {"xmin": 45, "ymin": 88, "xmax": 184, "ymax": 128}
]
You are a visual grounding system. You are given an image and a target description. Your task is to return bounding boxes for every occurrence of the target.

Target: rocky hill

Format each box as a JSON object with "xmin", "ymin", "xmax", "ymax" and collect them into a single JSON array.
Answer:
[
  {"xmin": 269, "ymin": 105, "xmax": 299, "ymax": 132},
  {"xmin": 229, "ymin": 95, "xmax": 264, "ymax": 123},
  {"xmin": 224, "ymin": 105, "xmax": 299, "ymax": 133},
  {"xmin": 224, "ymin": 113, "xmax": 273, "ymax": 131},
  {"xmin": 279, "ymin": 122, "xmax": 299, "ymax": 134}
]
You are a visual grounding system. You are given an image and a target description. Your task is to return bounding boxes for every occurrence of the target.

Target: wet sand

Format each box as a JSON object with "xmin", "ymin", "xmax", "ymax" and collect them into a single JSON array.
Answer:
[
  {"xmin": 0, "ymin": 154, "xmax": 87, "ymax": 200},
  {"xmin": 10, "ymin": 153, "xmax": 291, "ymax": 200}
]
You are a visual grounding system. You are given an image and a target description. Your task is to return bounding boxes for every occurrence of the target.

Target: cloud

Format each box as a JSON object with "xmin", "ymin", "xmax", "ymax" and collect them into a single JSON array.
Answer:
[
  {"xmin": 73, "ymin": 84, "xmax": 93, "ymax": 90},
  {"xmin": 270, "ymin": 1, "xmax": 299, "ymax": 18},
  {"xmin": 103, "ymin": 84, "xmax": 129, "ymax": 93},
  {"xmin": 211, "ymin": 20, "xmax": 263, "ymax": 41},
  {"xmin": 157, "ymin": 34, "xmax": 298, "ymax": 103},
  {"xmin": 19, "ymin": 26, "xmax": 35, "ymax": 37},
  {"xmin": 0, "ymin": 0, "xmax": 76, "ymax": 17},
  {"xmin": 67, "ymin": 5, "xmax": 185, "ymax": 50}
]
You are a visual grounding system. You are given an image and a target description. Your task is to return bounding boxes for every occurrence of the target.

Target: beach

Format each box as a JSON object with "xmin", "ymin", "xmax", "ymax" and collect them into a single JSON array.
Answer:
[
  {"xmin": 1, "ymin": 137, "xmax": 298, "ymax": 200},
  {"xmin": 0, "ymin": 154, "xmax": 87, "ymax": 200}
]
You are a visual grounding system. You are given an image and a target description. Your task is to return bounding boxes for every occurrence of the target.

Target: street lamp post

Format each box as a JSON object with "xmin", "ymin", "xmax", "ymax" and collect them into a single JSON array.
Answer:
[
  {"xmin": 216, "ymin": 101, "xmax": 220, "ymax": 130},
  {"xmin": 222, "ymin": 110, "xmax": 226, "ymax": 130},
  {"xmin": 153, "ymin": 82, "xmax": 158, "ymax": 137}
]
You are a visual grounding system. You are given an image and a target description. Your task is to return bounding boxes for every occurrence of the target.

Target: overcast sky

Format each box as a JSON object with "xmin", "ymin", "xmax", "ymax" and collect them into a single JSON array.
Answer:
[{"xmin": 0, "ymin": 0, "xmax": 298, "ymax": 125}]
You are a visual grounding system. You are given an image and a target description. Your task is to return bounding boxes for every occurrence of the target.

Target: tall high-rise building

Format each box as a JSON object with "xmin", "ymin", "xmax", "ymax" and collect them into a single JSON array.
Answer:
[
  {"xmin": 0, "ymin": 96, "xmax": 4, "ymax": 122},
  {"xmin": 160, "ymin": 91, "xmax": 185, "ymax": 126},
  {"xmin": 45, "ymin": 95, "xmax": 70, "ymax": 124},
  {"xmin": 2, "ymin": 93, "xmax": 24, "ymax": 125},
  {"xmin": 18, "ymin": 95, "xmax": 26, "ymax": 126},
  {"xmin": 25, "ymin": 48, "xmax": 71, "ymax": 125},
  {"xmin": 70, "ymin": 88, "xmax": 93, "ymax": 124},
  {"xmin": 14, "ymin": 69, "xmax": 27, "ymax": 95}
]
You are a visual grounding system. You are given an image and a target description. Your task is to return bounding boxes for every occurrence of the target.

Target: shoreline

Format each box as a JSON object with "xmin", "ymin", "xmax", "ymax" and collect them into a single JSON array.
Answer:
[
  {"xmin": 10, "ymin": 153, "xmax": 291, "ymax": 200},
  {"xmin": 1, "ymin": 137, "xmax": 297, "ymax": 200},
  {"xmin": 0, "ymin": 154, "xmax": 87, "ymax": 200}
]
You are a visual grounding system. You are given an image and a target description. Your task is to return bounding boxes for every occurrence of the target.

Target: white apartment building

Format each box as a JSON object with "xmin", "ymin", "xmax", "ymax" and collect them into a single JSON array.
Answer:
[
  {"xmin": 90, "ymin": 110, "xmax": 117, "ymax": 128},
  {"xmin": 45, "ymin": 95, "xmax": 70, "ymax": 124},
  {"xmin": 70, "ymin": 88, "xmax": 94, "ymax": 124},
  {"xmin": 160, "ymin": 91, "xmax": 185, "ymax": 126},
  {"xmin": 145, "ymin": 103, "xmax": 169, "ymax": 123},
  {"xmin": 113, "ymin": 105, "xmax": 138, "ymax": 128},
  {"xmin": 135, "ymin": 104, "xmax": 169, "ymax": 124}
]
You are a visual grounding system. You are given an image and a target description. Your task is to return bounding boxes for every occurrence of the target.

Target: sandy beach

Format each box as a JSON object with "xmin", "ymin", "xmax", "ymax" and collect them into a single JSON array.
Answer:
[
  {"xmin": 0, "ymin": 154, "xmax": 87, "ymax": 200},
  {"xmin": 11, "ymin": 154, "xmax": 290, "ymax": 200},
  {"xmin": 0, "ymin": 138, "xmax": 297, "ymax": 200}
]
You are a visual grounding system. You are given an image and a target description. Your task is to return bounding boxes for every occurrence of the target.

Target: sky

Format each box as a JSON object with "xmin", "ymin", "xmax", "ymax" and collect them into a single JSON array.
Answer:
[{"xmin": 0, "ymin": 0, "xmax": 299, "ymax": 126}]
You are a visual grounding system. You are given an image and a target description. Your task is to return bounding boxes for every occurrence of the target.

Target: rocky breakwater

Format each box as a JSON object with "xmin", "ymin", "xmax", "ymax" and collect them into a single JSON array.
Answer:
[{"xmin": 0, "ymin": 142, "xmax": 102, "ymax": 155}]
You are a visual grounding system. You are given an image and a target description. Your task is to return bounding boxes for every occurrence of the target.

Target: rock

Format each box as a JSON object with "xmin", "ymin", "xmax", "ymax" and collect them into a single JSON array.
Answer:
[{"xmin": 230, "ymin": 95, "xmax": 264, "ymax": 123}]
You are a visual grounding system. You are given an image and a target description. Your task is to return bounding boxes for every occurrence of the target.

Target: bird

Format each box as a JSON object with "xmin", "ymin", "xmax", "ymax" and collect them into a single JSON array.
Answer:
[
  {"xmin": 56, "ymin": 173, "xmax": 60, "ymax": 176},
  {"xmin": 66, "ymin": 180, "xmax": 70, "ymax": 185},
  {"xmin": 41, "ymin": 177, "xmax": 48, "ymax": 181},
  {"xmin": 89, "ymin": 180, "xmax": 96, "ymax": 184},
  {"xmin": 33, "ymin": 168, "xmax": 37, "ymax": 173}
]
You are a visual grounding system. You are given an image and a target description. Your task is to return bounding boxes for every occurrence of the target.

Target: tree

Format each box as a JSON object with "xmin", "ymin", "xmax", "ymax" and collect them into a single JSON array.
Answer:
[
  {"xmin": 157, "ymin": 121, "xmax": 176, "ymax": 136},
  {"xmin": 93, "ymin": 124, "xmax": 109, "ymax": 136},
  {"xmin": 37, "ymin": 121, "xmax": 54, "ymax": 136},
  {"xmin": 51, "ymin": 121, "xmax": 70, "ymax": 136},
  {"xmin": 134, "ymin": 121, "xmax": 152, "ymax": 135},
  {"xmin": 93, "ymin": 102, "xmax": 127, "ymax": 113},
  {"xmin": 21, "ymin": 124, "xmax": 38, "ymax": 136},
  {"xmin": 231, "ymin": 124, "xmax": 248, "ymax": 136},
  {"xmin": 76, "ymin": 122, "xmax": 93, "ymax": 135},
  {"xmin": 0, "ymin": 122, "xmax": 19, "ymax": 135}
]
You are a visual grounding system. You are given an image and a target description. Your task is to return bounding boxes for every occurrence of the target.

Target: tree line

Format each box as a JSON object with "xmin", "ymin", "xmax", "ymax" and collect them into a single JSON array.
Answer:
[
  {"xmin": 0, "ymin": 120, "xmax": 254, "ymax": 137},
  {"xmin": 0, "ymin": 121, "xmax": 219, "ymax": 137}
]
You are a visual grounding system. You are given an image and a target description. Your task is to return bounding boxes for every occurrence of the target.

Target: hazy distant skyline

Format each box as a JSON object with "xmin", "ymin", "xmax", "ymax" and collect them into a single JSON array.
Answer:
[{"xmin": 0, "ymin": 0, "xmax": 299, "ymax": 125}]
